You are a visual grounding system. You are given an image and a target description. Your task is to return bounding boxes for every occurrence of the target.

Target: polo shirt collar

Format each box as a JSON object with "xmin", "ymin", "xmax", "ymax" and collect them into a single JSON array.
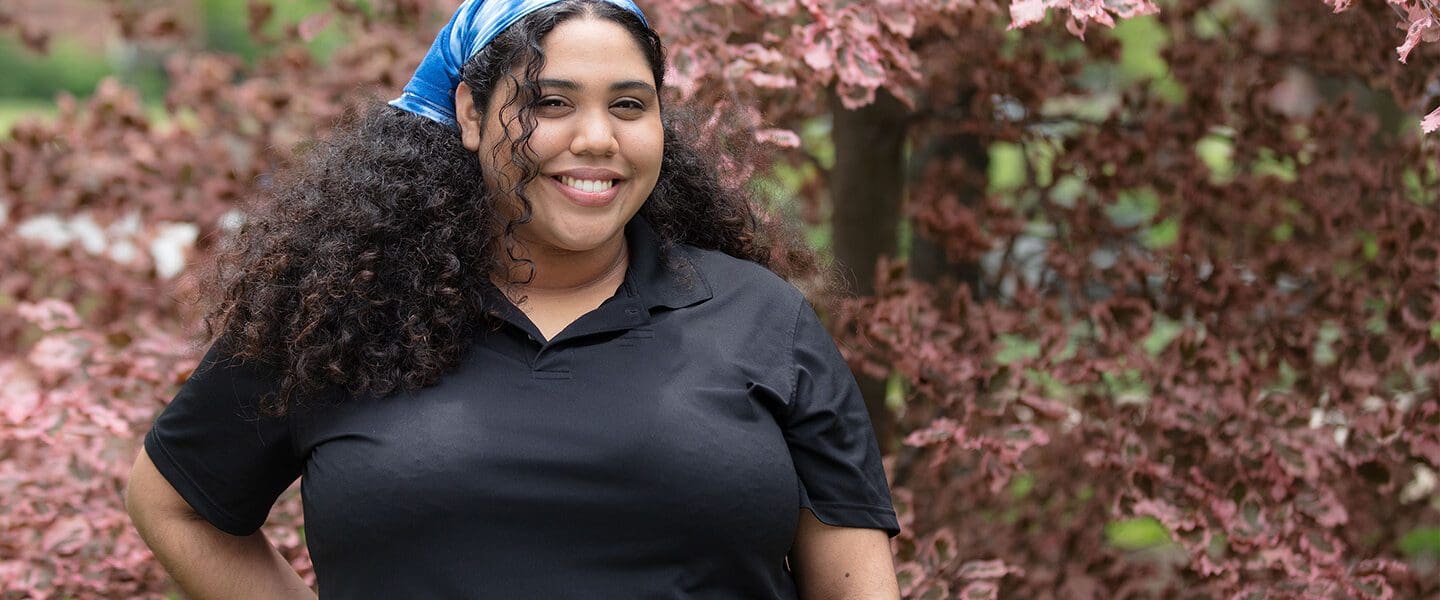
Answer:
[
  {"xmin": 482, "ymin": 215, "xmax": 715, "ymax": 346},
  {"xmin": 623, "ymin": 214, "xmax": 713, "ymax": 311}
]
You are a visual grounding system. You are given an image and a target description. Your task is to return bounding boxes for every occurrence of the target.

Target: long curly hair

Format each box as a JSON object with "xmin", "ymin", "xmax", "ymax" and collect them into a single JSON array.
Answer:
[{"xmin": 192, "ymin": 0, "xmax": 818, "ymax": 415}]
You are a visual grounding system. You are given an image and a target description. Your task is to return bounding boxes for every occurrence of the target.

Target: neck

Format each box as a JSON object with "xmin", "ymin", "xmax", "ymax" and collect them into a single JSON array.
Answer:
[{"xmin": 493, "ymin": 234, "xmax": 629, "ymax": 296}]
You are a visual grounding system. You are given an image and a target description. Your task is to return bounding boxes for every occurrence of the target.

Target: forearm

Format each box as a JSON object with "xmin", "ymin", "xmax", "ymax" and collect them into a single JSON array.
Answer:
[{"xmin": 130, "ymin": 508, "xmax": 315, "ymax": 600}]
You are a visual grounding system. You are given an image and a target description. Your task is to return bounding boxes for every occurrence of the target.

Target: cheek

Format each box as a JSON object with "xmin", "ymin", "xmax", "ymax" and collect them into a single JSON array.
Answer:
[
  {"xmin": 626, "ymin": 128, "xmax": 664, "ymax": 173},
  {"xmin": 524, "ymin": 125, "xmax": 569, "ymax": 161}
]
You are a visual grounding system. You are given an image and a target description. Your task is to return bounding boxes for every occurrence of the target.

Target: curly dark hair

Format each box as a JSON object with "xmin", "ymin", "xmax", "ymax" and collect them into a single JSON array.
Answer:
[{"xmin": 193, "ymin": 0, "xmax": 818, "ymax": 415}]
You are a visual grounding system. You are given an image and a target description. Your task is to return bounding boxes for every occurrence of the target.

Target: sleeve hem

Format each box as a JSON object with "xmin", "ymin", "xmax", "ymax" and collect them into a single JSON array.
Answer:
[
  {"xmin": 803, "ymin": 502, "xmax": 901, "ymax": 538},
  {"xmin": 143, "ymin": 428, "xmax": 261, "ymax": 536}
]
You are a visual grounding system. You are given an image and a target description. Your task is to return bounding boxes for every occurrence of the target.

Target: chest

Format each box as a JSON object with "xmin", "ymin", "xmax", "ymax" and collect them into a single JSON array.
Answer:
[{"xmin": 292, "ymin": 312, "xmax": 801, "ymax": 581}]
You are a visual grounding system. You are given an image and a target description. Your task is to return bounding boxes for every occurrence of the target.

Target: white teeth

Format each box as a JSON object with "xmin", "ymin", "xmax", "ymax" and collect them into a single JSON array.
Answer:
[{"xmin": 558, "ymin": 176, "xmax": 615, "ymax": 193}]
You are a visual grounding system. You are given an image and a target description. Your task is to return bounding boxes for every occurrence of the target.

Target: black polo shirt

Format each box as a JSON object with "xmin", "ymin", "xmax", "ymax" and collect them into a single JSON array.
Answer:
[{"xmin": 143, "ymin": 215, "xmax": 899, "ymax": 599}]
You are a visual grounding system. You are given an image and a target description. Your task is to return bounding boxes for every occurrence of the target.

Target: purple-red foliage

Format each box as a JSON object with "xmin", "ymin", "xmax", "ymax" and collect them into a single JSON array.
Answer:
[
  {"xmin": 1, "ymin": 2, "xmax": 432, "ymax": 595},
  {"xmin": 838, "ymin": 2, "xmax": 1438, "ymax": 598},
  {"xmin": 1, "ymin": 0, "xmax": 1436, "ymax": 597}
]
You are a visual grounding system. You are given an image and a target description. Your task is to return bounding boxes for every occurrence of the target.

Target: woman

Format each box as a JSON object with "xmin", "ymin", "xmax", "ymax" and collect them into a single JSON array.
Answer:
[{"xmin": 124, "ymin": 0, "xmax": 900, "ymax": 597}]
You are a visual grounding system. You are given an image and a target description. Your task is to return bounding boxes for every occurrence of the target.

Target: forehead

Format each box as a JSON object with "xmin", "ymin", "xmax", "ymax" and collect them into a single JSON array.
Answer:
[{"xmin": 537, "ymin": 17, "xmax": 654, "ymax": 85}]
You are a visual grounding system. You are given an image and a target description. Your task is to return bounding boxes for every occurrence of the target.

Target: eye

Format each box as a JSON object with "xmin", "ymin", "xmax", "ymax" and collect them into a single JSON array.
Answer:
[
  {"xmin": 611, "ymin": 98, "xmax": 647, "ymax": 114},
  {"xmin": 534, "ymin": 96, "xmax": 572, "ymax": 115}
]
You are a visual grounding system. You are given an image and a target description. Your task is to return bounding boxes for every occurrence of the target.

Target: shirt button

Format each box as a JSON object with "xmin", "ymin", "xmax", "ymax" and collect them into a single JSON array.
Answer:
[{"xmin": 625, "ymin": 308, "xmax": 639, "ymax": 315}]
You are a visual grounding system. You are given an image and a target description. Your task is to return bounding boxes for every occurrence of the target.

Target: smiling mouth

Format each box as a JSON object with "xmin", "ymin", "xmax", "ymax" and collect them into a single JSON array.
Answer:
[{"xmin": 554, "ymin": 175, "xmax": 617, "ymax": 193}]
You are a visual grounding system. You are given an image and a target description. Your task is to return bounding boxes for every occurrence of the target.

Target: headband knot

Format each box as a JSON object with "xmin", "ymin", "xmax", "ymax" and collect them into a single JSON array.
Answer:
[{"xmin": 390, "ymin": 0, "xmax": 649, "ymax": 127}]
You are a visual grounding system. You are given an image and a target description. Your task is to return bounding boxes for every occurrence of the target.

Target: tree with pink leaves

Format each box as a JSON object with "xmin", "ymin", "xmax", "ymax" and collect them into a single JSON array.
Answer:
[{"xmin": 1, "ymin": 0, "xmax": 1436, "ymax": 597}]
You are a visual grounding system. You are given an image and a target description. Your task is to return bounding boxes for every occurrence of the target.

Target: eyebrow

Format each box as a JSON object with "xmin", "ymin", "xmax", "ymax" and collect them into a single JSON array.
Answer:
[{"xmin": 537, "ymin": 78, "xmax": 657, "ymax": 96}]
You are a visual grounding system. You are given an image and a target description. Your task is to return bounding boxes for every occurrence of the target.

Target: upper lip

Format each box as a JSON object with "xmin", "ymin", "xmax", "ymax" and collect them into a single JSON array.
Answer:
[{"xmin": 549, "ymin": 167, "xmax": 626, "ymax": 181}]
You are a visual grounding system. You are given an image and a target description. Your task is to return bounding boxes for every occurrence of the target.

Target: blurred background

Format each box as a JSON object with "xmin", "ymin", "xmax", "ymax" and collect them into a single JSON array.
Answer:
[{"xmin": 1, "ymin": 0, "xmax": 1437, "ymax": 597}]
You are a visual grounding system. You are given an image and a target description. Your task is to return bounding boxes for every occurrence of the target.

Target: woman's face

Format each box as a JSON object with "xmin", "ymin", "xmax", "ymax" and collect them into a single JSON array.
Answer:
[{"xmin": 457, "ymin": 16, "xmax": 663, "ymax": 257}]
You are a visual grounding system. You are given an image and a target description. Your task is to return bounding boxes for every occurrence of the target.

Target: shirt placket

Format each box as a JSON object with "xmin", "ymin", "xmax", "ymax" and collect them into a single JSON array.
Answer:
[{"xmin": 487, "ymin": 289, "xmax": 651, "ymax": 380}]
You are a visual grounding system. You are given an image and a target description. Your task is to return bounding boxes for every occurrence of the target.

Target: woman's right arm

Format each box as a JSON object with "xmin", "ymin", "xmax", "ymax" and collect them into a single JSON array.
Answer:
[{"xmin": 125, "ymin": 448, "xmax": 317, "ymax": 600}]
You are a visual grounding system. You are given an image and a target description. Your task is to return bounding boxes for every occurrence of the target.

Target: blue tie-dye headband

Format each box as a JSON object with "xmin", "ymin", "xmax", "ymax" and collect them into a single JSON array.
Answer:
[{"xmin": 389, "ymin": 0, "xmax": 649, "ymax": 128}]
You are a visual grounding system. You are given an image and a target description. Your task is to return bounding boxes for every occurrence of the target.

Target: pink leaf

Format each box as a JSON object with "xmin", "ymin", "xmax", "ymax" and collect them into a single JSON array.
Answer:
[
  {"xmin": 1296, "ymin": 488, "xmax": 1349, "ymax": 528},
  {"xmin": 746, "ymin": 71, "xmax": 798, "ymax": 90},
  {"xmin": 756, "ymin": 0, "xmax": 796, "ymax": 16},
  {"xmin": 28, "ymin": 334, "xmax": 89, "ymax": 379},
  {"xmin": 43, "ymin": 516, "xmax": 91, "ymax": 556},
  {"xmin": 1009, "ymin": 0, "xmax": 1049, "ymax": 30},
  {"xmin": 915, "ymin": 580, "xmax": 953, "ymax": 599},
  {"xmin": 754, "ymin": 128, "xmax": 802, "ymax": 148},
  {"xmin": 878, "ymin": 3, "xmax": 917, "ymax": 37},
  {"xmin": 1110, "ymin": 0, "xmax": 1159, "ymax": 19},
  {"xmin": 923, "ymin": 528, "xmax": 959, "ymax": 566},
  {"xmin": 958, "ymin": 558, "xmax": 1011, "ymax": 580},
  {"xmin": 0, "ymin": 362, "xmax": 43, "ymax": 424},
  {"xmin": 895, "ymin": 562, "xmax": 926, "ymax": 597},
  {"xmin": 961, "ymin": 580, "xmax": 999, "ymax": 600},
  {"xmin": 905, "ymin": 417, "xmax": 962, "ymax": 447},
  {"xmin": 1422, "ymin": 105, "xmax": 1440, "ymax": 133},
  {"xmin": 15, "ymin": 299, "xmax": 83, "ymax": 331},
  {"xmin": 801, "ymin": 27, "xmax": 836, "ymax": 72},
  {"xmin": 1019, "ymin": 394, "xmax": 1070, "ymax": 419},
  {"xmin": 665, "ymin": 46, "xmax": 705, "ymax": 101},
  {"xmin": 1397, "ymin": 3, "xmax": 1440, "ymax": 63},
  {"xmin": 297, "ymin": 11, "xmax": 333, "ymax": 43},
  {"xmin": 1001, "ymin": 424, "xmax": 1051, "ymax": 455},
  {"xmin": 736, "ymin": 43, "xmax": 785, "ymax": 67},
  {"xmin": 82, "ymin": 402, "xmax": 132, "ymax": 437}
]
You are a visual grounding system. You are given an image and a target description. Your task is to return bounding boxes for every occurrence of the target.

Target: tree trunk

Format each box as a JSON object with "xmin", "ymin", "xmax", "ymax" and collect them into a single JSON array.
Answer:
[
  {"xmin": 827, "ymin": 89, "xmax": 908, "ymax": 451},
  {"xmin": 910, "ymin": 116, "xmax": 988, "ymax": 292}
]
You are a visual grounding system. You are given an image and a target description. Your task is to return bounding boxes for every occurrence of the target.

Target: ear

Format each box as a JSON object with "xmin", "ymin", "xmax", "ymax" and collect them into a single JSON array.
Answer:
[{"xmin": 455, "ymin": 82, "xmax": 482, "ymax": 152}]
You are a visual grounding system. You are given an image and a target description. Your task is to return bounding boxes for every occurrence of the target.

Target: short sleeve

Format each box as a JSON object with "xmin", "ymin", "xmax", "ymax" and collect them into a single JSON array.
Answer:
[
  {"xmin": 782, "ymin": 300, "xmax": 900, "ymax": 537},
  {"xmin": 143, "ymin": 337, "xmax": 302, "ymax": 536}
]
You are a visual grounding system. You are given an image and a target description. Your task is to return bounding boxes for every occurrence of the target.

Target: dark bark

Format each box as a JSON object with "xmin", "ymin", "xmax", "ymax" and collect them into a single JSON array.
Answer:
[
  {"xmin": 910, "ymin": 84, "xmax": 987, "ymax": 291},
  {"xmin": 827, "ymin": 89, "xmax": 909, "ymax": 451},
  {"xmin": 908, "ymin": 163, "xmax": 986, "ymax": 292}
]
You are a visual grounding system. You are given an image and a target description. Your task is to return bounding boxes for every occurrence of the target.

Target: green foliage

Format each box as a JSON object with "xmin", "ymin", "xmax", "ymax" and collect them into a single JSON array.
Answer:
[
  {"xmin": 1398, "ymin": 527, "xmax": 1440, "ymax": 557},
  {"xmin": 1252, "ymin": 148, "xmax": 1298, "ymax": 182},
  {"xmin": 1142, "ymin": 216, "xmax": 1180, "ymax": 249},
  {"xmin": 1313, "ymin": 321, "xmax": 1342, "ymax": 366},
  {"xmin": 1106, "ymin": 187, "xmax": 1160, "ymax": 228},
  {"xmin": 0, "ymin": 99, "xmax": 55, "ymax": 136},
  {"xmin": 1101, "ymin": 368, "xmax": 1150, "ymax": 404},
  {"xmin": 987, "ymin": 142, "xmax": 1027, "ymax": 194},
  {"xmin": 0, "ymin": 0, "xmax": 345, "ymax": 109},
  {"xmin": 1142, "ymin": 315, "xmax": 1184, "ymax": 356},
  {"xmin": 1107, "ymin": 517, "xmax": 1173, "ymax": 550},
  {"xmin": 995, "ymin": 334, "xmax": 1042, "ymax": 365},
  {"xmin": 196, "ymin": 0, "xmax": 345, "ymax": 62},
  {"xmin": 1111, "ymin": 16, "xmax": 1186, "ymax": 103},
  {"xmin": 1195, "ymin": 134, "xmax": 1236, "ymax": 184},
  {"xmin": 1009, "ymin": 472, "xmax": 1036, "ymax": 499},
  {"xmin": 0, "ymin": 38, "xmax": 110, "ymax": 100},
  {"xmin": 1402, "ymin": 165, "xmax": 1437, "ymax": 205}
]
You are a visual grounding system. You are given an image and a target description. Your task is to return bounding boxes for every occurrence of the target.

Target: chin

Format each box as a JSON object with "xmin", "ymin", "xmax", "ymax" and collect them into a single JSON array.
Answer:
[{"xmin": 536, "ymin": 223, "xmax": 625, "ymax": 253}]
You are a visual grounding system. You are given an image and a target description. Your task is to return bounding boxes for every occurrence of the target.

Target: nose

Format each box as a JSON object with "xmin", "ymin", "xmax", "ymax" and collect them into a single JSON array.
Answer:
[{"xmin": 569, "ymin": 109, "xmax": 619, "ymax": 157}]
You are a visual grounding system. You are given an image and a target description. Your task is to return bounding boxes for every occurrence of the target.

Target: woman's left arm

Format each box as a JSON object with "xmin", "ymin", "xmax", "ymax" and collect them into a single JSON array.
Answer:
[{"xmin": 790, "ymin": 508, "xmax": 900, "ymax": 600}]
